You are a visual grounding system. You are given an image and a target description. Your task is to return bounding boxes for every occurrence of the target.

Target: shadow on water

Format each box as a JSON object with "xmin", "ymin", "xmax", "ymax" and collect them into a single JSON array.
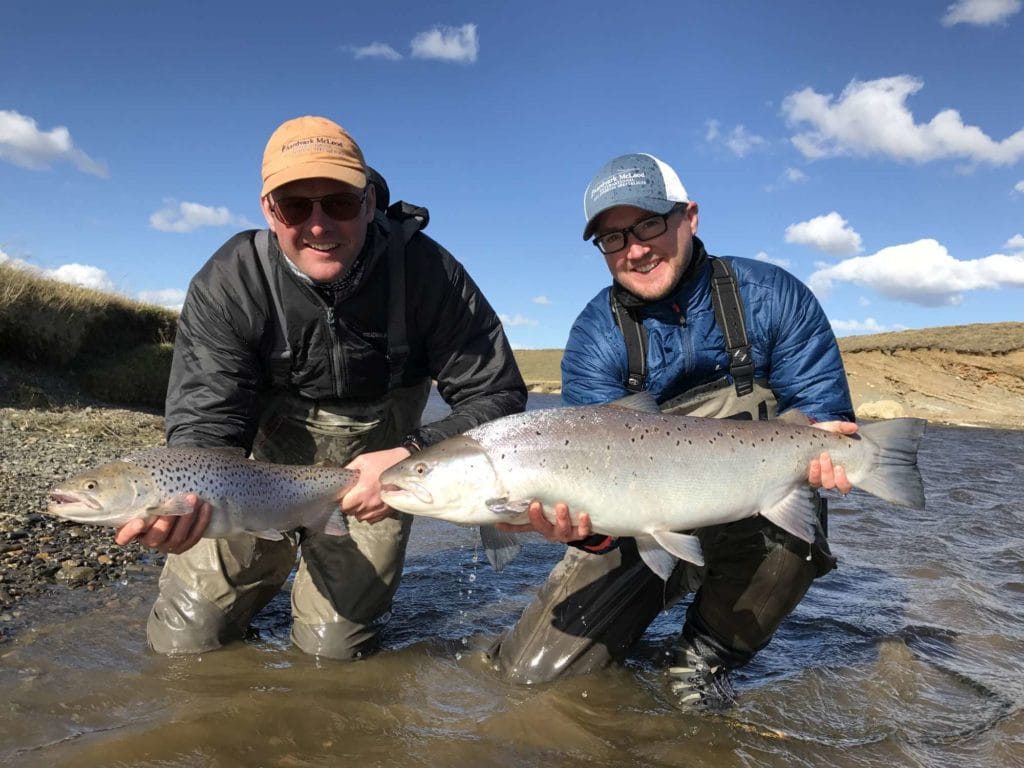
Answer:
[{"xmin": 2, "ymin": 398, "xmax": 1024, "ymax": 767}]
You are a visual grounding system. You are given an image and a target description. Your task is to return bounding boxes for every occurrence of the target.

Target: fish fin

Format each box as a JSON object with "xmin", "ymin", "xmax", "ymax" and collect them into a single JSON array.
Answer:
[
  {"xmin": 651, "ymin": 530, "xmax": 705, "ymax": 567},
  {"xmin": 635, "ymin": 535, "xmax": 680, "ymax": 580},
  {"xmin": 321, "ymin": 507, "xmax": 349, "ymax": 537},
  {"xmin": 250, "ymin": 529, "xmax": 286, "ymax": 541},
  {"xmin": 607, "ymin": 391, "xmax": 662, "ymax": 414},
  {"xmin": 479, "ymin": 525, "xmax": 522, "ymax": 572},
  {"xmin": 761, "ymin": 486, "xmax": 818, "ymax": 543},
  {"xmin": 146, "ymin": 496, "xmax": 198, "ymax": 517},
  {"xmin": 776, "ymin": 408, "xmax": 811, "ymax": 426},
  {"xmin": 485, "ymin": 497, "xmax": 532, "ymax": 517},
  {"xmin": 854, "ymin": 418, "xmax": 927, "ymax": 510}
]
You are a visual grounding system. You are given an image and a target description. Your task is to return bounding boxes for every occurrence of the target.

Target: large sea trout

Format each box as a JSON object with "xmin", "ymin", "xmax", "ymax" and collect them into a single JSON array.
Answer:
[
  {"xmin": 380, "ymin": 395, "xmax": 926, "ymax": 578},
  {"xmin": 47, "ymin": 447, "xmax": 359, "ymax": 540}
]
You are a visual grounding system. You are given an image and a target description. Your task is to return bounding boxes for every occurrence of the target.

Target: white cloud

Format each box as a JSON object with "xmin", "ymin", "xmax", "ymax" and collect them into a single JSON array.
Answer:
[
  {"xmin": 47, "ymin": 263, "xmax": 117, "ymax": 292},
  {"xmin": 1015, "ymin": 180, "xmax": 1024, "ymax": 193},
  {"xmin": 532, "ymin": 295, "xmax": 552, "ymax": 305},
  {"xmin": 350, "ymin": 42, "xmax": 403, "ymax": 61},
  {"xmin": 705, "ymin": 119, "xmax": 767, "ymax": 157},
  {"xmin": 785, "ymin": 212, "xmax": 863, "ymax": 255},
  {"xmin": 0, "ymin": 109, "xmax": 108, "ymax": 176},
  {"xmin": 137, "ymin": 287, "xmax": 187, "ymax": 311},
  {"xmin": 941, "ymin": 0, "xmax": 1022, "ymax": 26},
  {"xmin": 830, "ymin": 317, "xmax": 904, "ymax": 336},
  {"xmin": 411, "ymin": 23, "xmax": 479, "ymax": 63},
  {"xmin": 499, "ymin": 313, "xmax": 538, "ymax": 327},
  {"xmin": 753, "ymin": 251, "xmax": 791, "ymax": 268},
  {"xmin": 1006, "ymin": 233, "xmax": 1024, "ymax": 250},
  {"xmin": 149, "ymin": 201, "xmax": 256, "ymax": 233},
  {"xmin": 808, "ymin": 238, "xmax": 1024, "ymax": 307},
  {"xmin": 782, "ymin": 75, "xmax": 1024, "ymax": 166},
  {"xmin": 784, "ymin": 167, "xmax": 808, "ymax": 183}
]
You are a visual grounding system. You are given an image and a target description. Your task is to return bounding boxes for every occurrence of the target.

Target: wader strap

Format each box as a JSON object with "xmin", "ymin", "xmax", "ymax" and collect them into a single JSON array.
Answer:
[
  {"xmin": 609, "ymin": 290, "xmax": 648, "ymax": 393},
  {"xmin": 709, "ymin": 257, "xmax": 754, "ymax": 397},
  {"xmin": 382, "ymin": 205, "xmax": 428, "ymax": 390},
  {"xmin": 254, "ymin": 230, "xmax": 293, "ymax": 388}
]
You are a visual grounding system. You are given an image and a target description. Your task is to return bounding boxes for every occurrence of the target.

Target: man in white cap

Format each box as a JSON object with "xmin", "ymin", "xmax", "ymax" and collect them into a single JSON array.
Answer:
[
  {"xmin": 489, "ymin": 152, "xmax": 855, "ymax": 710},
  {"xmin": 115, "ymin": 115, "xmax": 526, "ymax": 658}
]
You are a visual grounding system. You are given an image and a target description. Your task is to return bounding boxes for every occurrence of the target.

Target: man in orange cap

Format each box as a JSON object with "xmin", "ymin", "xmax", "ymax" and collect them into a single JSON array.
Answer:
[{"xmin": 116, "ymin": 116, "xmax": 526, "ymax": 659}]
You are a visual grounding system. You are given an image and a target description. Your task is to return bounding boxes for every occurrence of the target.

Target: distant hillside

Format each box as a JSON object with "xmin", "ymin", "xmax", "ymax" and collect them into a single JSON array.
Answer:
[{"xmin": 2, "ymin": 263, "xmax": 1021, "ymax": 427}]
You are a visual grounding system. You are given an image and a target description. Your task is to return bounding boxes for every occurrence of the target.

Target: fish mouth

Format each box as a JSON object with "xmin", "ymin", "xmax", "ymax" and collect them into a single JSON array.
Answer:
[
  {"xmin": 47, "ymin": 490, "xmax": 101, "ymax": 510},
  {"xmin": 380, "ymin": 482, "xmax": 434, "ymax": 506}
]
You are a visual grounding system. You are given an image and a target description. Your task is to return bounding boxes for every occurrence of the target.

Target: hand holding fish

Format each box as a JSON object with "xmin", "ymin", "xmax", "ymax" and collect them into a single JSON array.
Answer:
[
  {"xmin": 497, "ymin": 501, "xmax": 594, "ymax": 543},
  {"xmin": 808, "ymin": 421, "xmax": 857, "ymax": 494},
  {"xmin": 114, "ymin": 495, "xmax": 212, "ymax": 554},
  {"xmin": 344, "ymin": 446, "xmax": 414, "ymax": 524}
]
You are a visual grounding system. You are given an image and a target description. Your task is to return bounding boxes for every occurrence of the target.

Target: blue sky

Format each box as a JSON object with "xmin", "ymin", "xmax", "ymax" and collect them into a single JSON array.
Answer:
[{"xmin": 2, "ymin": 0, "xmax": 1022, "ymax": 349}]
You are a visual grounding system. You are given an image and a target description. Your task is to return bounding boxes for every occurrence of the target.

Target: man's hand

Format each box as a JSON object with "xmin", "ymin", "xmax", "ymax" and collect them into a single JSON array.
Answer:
[
  {"xmin": 808, "ymin": 420, "xmax": 857, "ymax": 494},
  {"xmin": 343, "ymin": 446, "xmax": 412, "ymax": 524},
  {"xmin": 496, "ymin": 501, "xmax": 593, "ymax": 543},
  {"xmin": 114, "ymin": 493, "xmax": 211, "ymax": 554}
]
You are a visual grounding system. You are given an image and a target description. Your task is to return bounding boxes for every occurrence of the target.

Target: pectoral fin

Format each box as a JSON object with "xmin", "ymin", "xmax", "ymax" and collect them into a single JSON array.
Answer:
[
  {"xmin": 484, "ymin": 497, "xmax": 532, "ymax": 518},
  {"xmin": 479, "ymin": 525, "xmax": 522, "ymax": 571}
]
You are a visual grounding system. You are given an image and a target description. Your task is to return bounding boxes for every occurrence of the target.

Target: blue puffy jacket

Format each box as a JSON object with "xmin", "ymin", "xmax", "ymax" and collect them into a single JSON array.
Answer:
[{"xmin": 561, "ymin": 238, "xmax": 854, "ymax": 422}]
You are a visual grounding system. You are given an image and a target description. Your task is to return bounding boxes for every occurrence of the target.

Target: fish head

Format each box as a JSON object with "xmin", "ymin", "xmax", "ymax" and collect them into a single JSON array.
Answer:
[
  {"xmin": 47, "ymin": 460, "xmax": 158, "ymax": 528},
  {"xmin": 380, "ymin": 435, "xmax": 508, "ymax": 525}
]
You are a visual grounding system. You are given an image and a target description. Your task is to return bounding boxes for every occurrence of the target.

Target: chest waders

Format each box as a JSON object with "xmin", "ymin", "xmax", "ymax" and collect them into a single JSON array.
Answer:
[
  {"xmin": 488, "ymin": 258, "xmax": 836, "ymax": 687},
  {"xmin": 148, "ymin": 212, "xmax": 431, "ymax": 659}
]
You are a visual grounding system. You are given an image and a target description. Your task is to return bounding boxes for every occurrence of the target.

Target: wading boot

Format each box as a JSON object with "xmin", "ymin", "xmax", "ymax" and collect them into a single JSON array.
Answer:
[{"xmin": 667, "ymin": 634, "xmax": 738, "ymax": 712}]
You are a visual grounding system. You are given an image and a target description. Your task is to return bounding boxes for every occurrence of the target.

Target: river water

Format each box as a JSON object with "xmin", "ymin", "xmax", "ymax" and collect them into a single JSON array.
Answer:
[{"xmin": 2, "ymin": 392, "xmax": 1023, "ymax": 767}]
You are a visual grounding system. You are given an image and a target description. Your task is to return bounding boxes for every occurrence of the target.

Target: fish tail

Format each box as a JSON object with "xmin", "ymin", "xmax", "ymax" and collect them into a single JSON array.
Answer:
[{"xmin": 854, "ymin": 418, "xmax": 927, "ymax": 509}]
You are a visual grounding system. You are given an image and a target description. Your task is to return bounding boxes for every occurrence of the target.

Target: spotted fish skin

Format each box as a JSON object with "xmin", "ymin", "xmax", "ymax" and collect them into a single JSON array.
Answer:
[
  {"xmin": 380, "ymin": 395, "xmax": 927, "ymax": 577},
  {"xmin": 47, "ymin": 447, "xmax": 359, "ymax": 540}
]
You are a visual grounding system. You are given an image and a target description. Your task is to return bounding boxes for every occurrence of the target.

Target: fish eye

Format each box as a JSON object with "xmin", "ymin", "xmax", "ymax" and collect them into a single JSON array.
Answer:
[
  {"xmin": 84, "ymin": 481, "xmax": 97, "ymax": 490},
  {"xmin": 413, "ymin": 462, "xmax": 428, "ymax": 476}
]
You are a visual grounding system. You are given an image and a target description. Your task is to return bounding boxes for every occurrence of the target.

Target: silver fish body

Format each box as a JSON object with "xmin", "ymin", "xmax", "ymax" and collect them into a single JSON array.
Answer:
[
  {"xmin": 47, "ymin": 447, "xmax": 360, "ymax": 540},
  {"xmin": 380, "ymin": 397, "xmax": 926, "ymax": 577}
]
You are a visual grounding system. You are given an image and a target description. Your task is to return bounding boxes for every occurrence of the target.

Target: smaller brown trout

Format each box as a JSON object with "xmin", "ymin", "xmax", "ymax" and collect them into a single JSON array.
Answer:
[{"xmin": 47, "ymin": 447, "xmax": 359, "ymax": 540}]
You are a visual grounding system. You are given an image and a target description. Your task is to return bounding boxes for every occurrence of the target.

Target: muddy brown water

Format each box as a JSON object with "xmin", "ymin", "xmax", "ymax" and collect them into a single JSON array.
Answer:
[{"xmin": 2, "ymin": 393, "xmax": 1022, "ymax": 767}]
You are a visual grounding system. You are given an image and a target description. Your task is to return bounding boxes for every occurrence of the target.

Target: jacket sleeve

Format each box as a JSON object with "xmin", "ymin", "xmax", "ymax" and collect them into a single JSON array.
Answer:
[
  {"xmin": 164, "ymin": 268, "xmax": 265, "ymax": 451},
  {"xmin": 760, "ymin": 267, "xmax": 854, "ymax": 422},
  {"xmin": 403, "ymin": 236, "xmax": 527, "ymax": 447},
  {"xmin": 561, "ymin": 293, "xmax": 631, "ymax": 406}
]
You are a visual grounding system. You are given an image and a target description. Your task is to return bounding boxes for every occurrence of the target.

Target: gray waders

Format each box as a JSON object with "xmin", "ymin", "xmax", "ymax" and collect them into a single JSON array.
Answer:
[
  {"xmin": 487, "ymin": 378, "xmax": 837, "ymax": 684},
  {"xmin": 147, "ymin": 380, "xmax": 430, "ymax": 658}
]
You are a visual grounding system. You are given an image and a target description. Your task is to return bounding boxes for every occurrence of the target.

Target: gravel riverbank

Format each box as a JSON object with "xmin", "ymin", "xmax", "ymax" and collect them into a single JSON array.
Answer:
[{"xmin": 0, "ymin": 362, "xmax": 167, "ymax": 642}]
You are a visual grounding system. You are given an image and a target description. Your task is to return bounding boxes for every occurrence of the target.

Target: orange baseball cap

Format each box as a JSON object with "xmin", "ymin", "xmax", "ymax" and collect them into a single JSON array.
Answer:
[{"xmin": 261, "ymin": 116, "xmax": 366, "ymax": 197}]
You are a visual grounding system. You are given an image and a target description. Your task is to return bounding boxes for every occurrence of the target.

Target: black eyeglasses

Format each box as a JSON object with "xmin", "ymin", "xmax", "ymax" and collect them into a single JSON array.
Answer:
[
  {"xmin": 592, "ymin": 205, "xmax": 686, "ymax": 255},
  {"xmin": 268, "ymin": 190, "xmax": 366, "ymax": 226}
]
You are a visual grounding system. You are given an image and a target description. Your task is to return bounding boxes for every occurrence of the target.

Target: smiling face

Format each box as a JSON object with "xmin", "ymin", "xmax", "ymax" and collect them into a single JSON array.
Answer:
[
  {"xmin": 261, "ymin": 177, "xmax": 376, "ymax": 283},
  {"xmin": 596, "ymin": 202, "xmax": 699, "ymax": 301}
]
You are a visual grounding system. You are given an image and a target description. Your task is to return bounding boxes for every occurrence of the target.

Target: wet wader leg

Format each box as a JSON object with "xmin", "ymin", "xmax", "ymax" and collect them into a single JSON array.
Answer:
[
  {"xmin": 147, "ymin": 535, "xmax": 298, "ymax": 654},
  {"xmin": 489, "ymin": 539, "xmax": 689, "ymax": 684},
  {"xmin": 267, "ymin": 382, "xmax": 428, "ymax": 659},
  {"xmin": 684, "ymin": 507, "xmax": 835, "ymax": 665},
  {"xmin": 290, "ymin": 513, "xmax": 413, "ymax": 659}
]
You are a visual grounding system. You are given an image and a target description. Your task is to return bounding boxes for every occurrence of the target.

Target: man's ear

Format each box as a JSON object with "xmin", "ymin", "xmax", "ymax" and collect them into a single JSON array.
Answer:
[
  {"xmin": 686, "ymin": 202, "xmax": 699, "ymax": 235},
  {"xmin": 260, "ymin": 195, "xmax": 278, "ymax": 231}
]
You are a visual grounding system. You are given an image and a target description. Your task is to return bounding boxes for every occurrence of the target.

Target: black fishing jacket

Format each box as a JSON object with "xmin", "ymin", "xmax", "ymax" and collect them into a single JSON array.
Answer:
[{"xmin": 165, "ymin": 216, "xmax": 527, "ymax": 453}]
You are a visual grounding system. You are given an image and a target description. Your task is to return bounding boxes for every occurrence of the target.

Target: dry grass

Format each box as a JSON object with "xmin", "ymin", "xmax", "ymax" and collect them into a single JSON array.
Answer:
[{"xmin": 0, "ymin": 263, "xmax": 177, "ymax": 404}]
